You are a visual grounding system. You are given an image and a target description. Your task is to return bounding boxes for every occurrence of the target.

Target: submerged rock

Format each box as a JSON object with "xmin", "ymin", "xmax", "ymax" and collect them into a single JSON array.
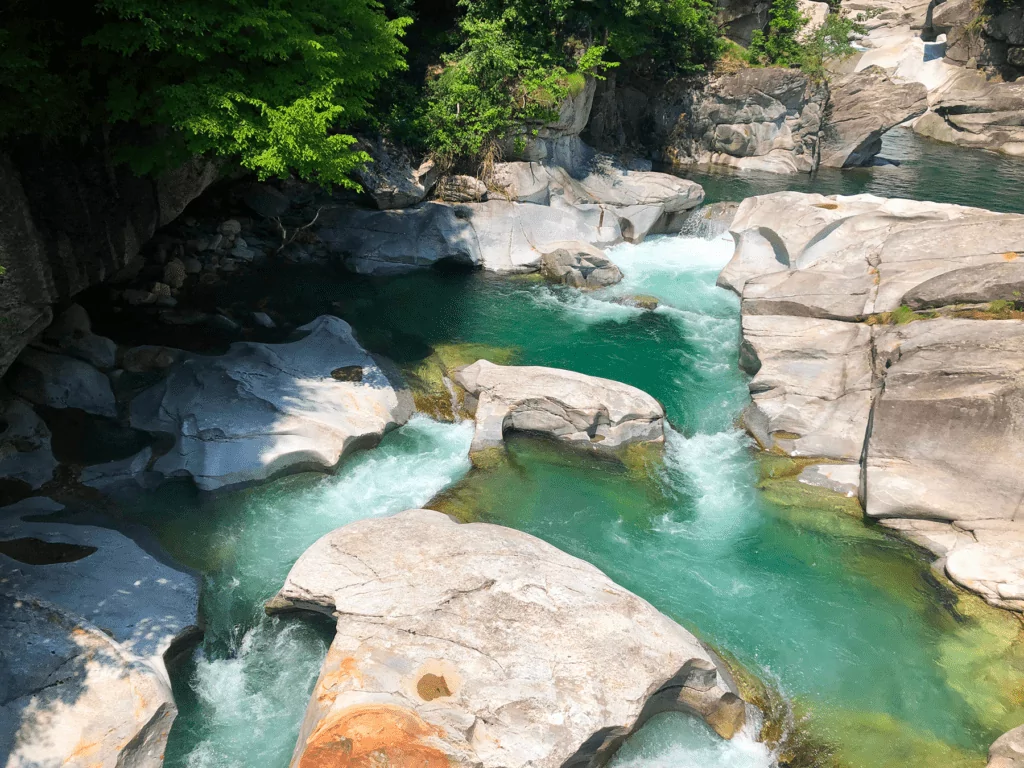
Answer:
[
  {"xmin": 453, "ymin": 360, "xmax": 665, "ymax": 454},
  {"xmin": 0, "ymin": 593, "xmax": 176, "ymax": 768},
  {"xmin": 130, "ymin": 315, "xmax": 413, "ymax": 491},
  {"xmin": 270, "ymin": 508, "xmax": 752, "ymax": 768}
]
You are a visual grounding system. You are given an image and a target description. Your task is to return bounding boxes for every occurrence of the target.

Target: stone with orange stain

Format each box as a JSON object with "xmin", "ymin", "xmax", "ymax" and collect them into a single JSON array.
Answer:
[
  {"xmin": 297, "ymin": 705, "xmax": 451, "ymax": 768},
  {"xmin": 275, "ymin": 509, "xmax": 755, "ymax": 768}
]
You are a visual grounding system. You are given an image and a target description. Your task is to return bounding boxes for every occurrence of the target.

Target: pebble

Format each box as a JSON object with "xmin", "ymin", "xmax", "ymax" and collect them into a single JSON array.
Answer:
[
  {"xmin": 252, "ymin": 312, "xmax": 276, "ymax": 329},
  {"xmin": 219, "ymin": 219, "xmax": 242, "ymax": 237}
]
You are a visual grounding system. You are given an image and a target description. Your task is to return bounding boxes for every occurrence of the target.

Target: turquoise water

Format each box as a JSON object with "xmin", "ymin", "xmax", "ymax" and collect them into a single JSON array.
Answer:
[
  {"xmin": 670, "ymin": 127, "xmax": 1024, "ymax": 212},
  {"xmin": 116, "ymin": 128, "xmax": 1024, "ymax": 767}
]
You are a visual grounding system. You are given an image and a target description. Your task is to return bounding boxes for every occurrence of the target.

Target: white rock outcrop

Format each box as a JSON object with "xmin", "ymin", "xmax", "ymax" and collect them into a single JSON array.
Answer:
[
  {"xmin": 0, "ymin": 496, "xmax": 199, "ymax": 768},
  {"xmin": 454, "ymin": 360, "xmax": 665, "ymax": 454},
  {"xmin": 723, "ymin": 191, "xmax": 1024, "ymax": 614},
  {"xmin": 0, "ymin": 594, "xmax": 176, "ymax": 768},
  {"xmin": 130, "ymin": 315, "xmax": 413, "ymax": 491},
  {"xmin": 270, "ymin": 509, "xmax": 753, "ymax": 768}
]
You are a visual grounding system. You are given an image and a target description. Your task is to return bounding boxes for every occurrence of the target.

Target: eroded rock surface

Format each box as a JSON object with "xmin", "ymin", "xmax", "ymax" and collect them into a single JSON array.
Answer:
[
  {"xmin": 271, "ymin": 509, "xmax": 752, "ymax": 768},
  {"xmin": 454, "ymin": 360, "xmax": 665, "ymax": 454},
  {"xmin": 0, "ymin": 497, "xmax": 200, "ymax": 662},
  {"xmin": 723, "ymin": 191, "xmax": 1024, "ymax": 614},
  {"xmin": 130, "ymin": 315, "xmax": 413, "ymax": 491},
  {"xmin": 0, "ymin": 593, "xmax": 176, "ymax": 768}
]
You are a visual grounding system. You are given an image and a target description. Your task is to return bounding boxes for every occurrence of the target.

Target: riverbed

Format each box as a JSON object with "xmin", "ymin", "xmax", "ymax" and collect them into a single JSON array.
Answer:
[{"xmin": 115, "ymin": 128, "xmax": 1024, "ymax": 768}]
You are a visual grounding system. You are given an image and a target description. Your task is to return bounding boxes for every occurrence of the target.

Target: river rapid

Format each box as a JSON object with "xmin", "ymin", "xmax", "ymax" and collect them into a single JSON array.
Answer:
[{"xmin": 121, "ymin": 129, "xmax": 1024, "ymax": 768}]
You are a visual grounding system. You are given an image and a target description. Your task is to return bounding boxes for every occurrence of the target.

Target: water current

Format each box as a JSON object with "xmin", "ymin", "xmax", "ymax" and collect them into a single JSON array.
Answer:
[{"xmin": 118, "ymin": 128, "xmax": 1024, "ymax": 768}]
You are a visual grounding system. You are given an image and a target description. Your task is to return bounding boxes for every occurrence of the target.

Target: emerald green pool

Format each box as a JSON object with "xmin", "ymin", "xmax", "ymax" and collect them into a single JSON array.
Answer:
[{"xmin": 122, "ymin": 130, "xmax": 1024, "ymax": 768}]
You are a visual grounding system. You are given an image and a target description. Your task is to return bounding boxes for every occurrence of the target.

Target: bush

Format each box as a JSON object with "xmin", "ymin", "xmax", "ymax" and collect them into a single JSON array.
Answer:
[
  {"xmin": 0, "ymin": 0, "xmax": 411, "ymax": 187},
  {"xmin": 801, "ymin": 10, "xmax": 865, "ymax": 78},
  {"xmin": 415, "ymin": 0, "xmax": 722, "ymax": 167},
  {"xmin": 748, "ymin": 0, "xmax": 808, "ymax": 66}
]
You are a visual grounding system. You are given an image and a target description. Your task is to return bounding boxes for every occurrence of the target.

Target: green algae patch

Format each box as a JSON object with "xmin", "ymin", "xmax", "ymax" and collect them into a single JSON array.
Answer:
[
  {"xmin": 401, "ymin": 343, "xmax": 519, "ymax": 421},
  {"xmin": 619, "ymin": 441, "xmax": 666, "ymax": 483},
  {"xmin": 807, "ymin": 708, "xmax": 983, "ymax": 768},
  {"xmin": 753, "ymin": 452, "xmax": 863, "ymax": 524},
  {"xmin": 935, "ymin": 587, "xmax": 1024, "ymax": 738}
]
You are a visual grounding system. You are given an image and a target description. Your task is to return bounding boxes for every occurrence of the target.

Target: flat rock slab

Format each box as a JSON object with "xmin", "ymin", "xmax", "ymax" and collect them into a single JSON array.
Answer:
[
  {"xmin": 271, "ymin": 509, "xmax": 750, "ymax": 768},
  {"xmin": 0, "ymin": 497, "xmax": 199, "ymax": 663},
  {"xmin": 0, "ymin": 593, "xmax": 175, "ymax": 768},
  {"xmin": 454, "ymin": 360, "xmax": 665, "ymax": 454},
  {"xmin": 130, "ymin": 315, "xmax": 412, "ymax": 491},
  {"xmin": 720, "ymin": 192, "xmax": 1023, "ymax": 318},
  {"xmin": 866, "ymin": 319, "xmax": 1024, "ymax": 524}
]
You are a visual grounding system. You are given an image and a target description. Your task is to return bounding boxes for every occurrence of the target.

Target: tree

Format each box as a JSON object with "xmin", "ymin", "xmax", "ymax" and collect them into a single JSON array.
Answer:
[
  {"xmin": 0, "ymin": 0, "xmax": 411, "ymax": 187},
  {"xmin": 748, "ymin": 0, "xmax": 808, "ymax": 66},
  {"xmin": 801, "ymin": 11, "xmax": 866, "ymax": 79}
]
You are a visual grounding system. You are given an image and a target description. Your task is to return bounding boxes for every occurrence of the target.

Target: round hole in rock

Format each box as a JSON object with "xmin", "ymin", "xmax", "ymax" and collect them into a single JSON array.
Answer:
[
  {"xmin": 416, "ymin": 673, "xmax": 452, "ymax": 701},
  {"xmin": 0, "ymin": 537, "xmax": 97, "ymax": 565}
]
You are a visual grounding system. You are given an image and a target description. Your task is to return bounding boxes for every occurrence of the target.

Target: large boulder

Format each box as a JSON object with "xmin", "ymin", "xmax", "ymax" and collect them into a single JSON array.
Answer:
[
  {"xmin": 130, "ymin": 315, "xmax": 413, "ymax": 491},
  {"xmin": 719, "ymin": 192, "xmax": 1022, "ymax": 318},
  {"xmin": 820, "ymin": 66, "xmax": 929, "ymax": 168},
  {"xmin": 914, "ymin": 70, "xmax": 1024, "ymax": 156},
  {"xmin": 0, "ymin": 593, "xmax": 176, "ymax": 768},
  {"xmin": 453, "ymin": 360, "xmax": 665, "ymax": 454},
  {"xmin": 270, "ymin": 509, "xmax": 753, "ymax": 768},
  {"xmin": 7, "ymin": 347, "xmax": 117, "ymax": 418},
  {"xmin": 353, "ymin": 136, "xmax": 439, "ymax": 209},
  {"xmin": 0, "ymin": 496, "xmax": 200, "ymax": 663}
]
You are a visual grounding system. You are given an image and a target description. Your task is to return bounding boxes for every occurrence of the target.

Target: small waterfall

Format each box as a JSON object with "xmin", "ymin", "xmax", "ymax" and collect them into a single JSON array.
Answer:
[{"xmin": 677, "ymin": 202, "xmax": 740, "ymax": 240}]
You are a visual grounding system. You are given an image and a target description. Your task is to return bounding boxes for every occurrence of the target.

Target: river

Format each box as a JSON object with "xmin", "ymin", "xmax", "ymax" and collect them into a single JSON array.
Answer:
[{"xmin": 117, "ymin": 128, "xmax": 1024, "ymax": 768}]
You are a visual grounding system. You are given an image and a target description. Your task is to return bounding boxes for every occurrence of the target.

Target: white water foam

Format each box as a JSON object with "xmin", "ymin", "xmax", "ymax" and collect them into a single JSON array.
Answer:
[
  {"xmin": 177, "ymin": 417, "xmax": 475, "ymax": 768},
  {"xmin": 612, "ymin": 714, "xmax": 775, "ymax": 768}
]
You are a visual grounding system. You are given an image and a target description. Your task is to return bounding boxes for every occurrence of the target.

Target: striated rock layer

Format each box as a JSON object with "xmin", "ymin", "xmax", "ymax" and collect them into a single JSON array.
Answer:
[
  {"xmin": 722, "ymin": 191, "xmax": 1024, "ymax": 613},
  {"xmin": 270, "ymin": 509, "xmax": 755, "ymax": 768}
]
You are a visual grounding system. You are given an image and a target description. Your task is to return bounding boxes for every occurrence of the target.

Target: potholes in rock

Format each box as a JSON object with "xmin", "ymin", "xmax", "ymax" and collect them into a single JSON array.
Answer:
[
  {"xmin": 416, "ymin": 673, "xmax": 452, "ymax": 701},
  {"xmin": 0, "ymin": 537, "xmax": 97, "ymax": 564}
]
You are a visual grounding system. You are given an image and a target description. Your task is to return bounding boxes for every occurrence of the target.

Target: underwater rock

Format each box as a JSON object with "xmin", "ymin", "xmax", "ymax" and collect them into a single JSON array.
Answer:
[
  {"xmin": 270, "ymin": 508, "xmax": 753, "ymax": 768},
  {"xmin": 454, "ymin": 360, "xmax": 664, "ymax": 454},
  {"xmin": 130, "ymin": 315, "xmax": 413, "ymax": 491}
]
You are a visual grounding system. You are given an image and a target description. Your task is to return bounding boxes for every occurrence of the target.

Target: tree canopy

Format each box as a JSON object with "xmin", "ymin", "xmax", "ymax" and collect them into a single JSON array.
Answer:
[{"xmin": 0, "ymin": 0, "xmax": 410, "ymax": 187}]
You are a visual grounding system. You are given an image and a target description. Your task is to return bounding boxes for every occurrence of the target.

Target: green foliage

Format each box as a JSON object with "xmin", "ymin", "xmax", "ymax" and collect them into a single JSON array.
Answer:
[
  {"xmin": 0, "ymin": 0, "xmax": 410, "ymax": 187},
  {"xmin": 749, "ymin": 0, "xmax": 808, "ymax": 66},
  {"xmin": 801, "ymin": 10, "xmax": 865, "ymax": 78},
  {"xmin": 413, "ymin": 0, "xmax": 721, "ymax": 166}
]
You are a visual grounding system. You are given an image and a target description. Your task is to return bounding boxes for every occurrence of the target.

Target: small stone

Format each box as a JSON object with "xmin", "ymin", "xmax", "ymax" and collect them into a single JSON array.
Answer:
[
  {"xmin": 252, "ymin": 312, "xmax": 276, "ymax": 329},
  {"xmin": 199, "ymin": 273, "xmax": 219, "ymax": 287},
  {"xmin": 123, "ymin": 346, "xmax": 183, "ymax": 373},
  {"xmin": 219, "ymin": 219, "xmax": 242, "ymax": 237},
  {"xmin": 330, "ymin": 365, "xmax": 363, "ymax": 382},
  {"xmin": 163, "ymin": 258, "xmax": 187, "ymax": 290},
  {"xmin": 151, "ymin": 282, "xmax": 172, "ymax": 298},
  {"xmin": 184, "ymin": 257, "xmax": 202, "ymax": 274},
  {"xmin": 219, "ymin": 259, "xmax": 238, "ymax": 273},
  {"xmin": 207, "ymin": 233, "xmax": 223, "ymax": 251},
  {"xmin": 155, "ymin": 296, "xmax": 178, "ymax": 308}
]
